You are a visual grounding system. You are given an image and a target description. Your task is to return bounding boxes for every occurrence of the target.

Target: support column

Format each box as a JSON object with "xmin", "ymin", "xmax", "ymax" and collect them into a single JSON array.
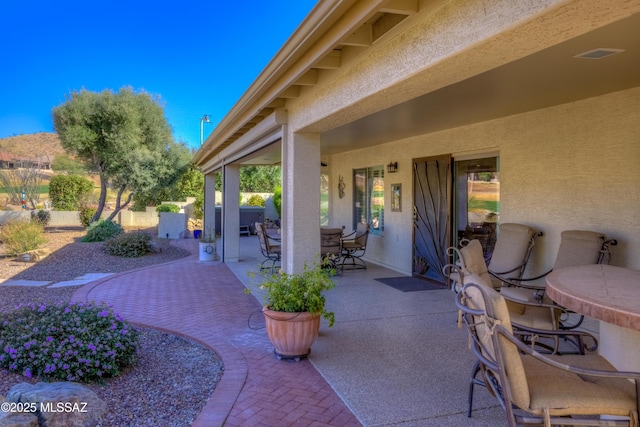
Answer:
[
  {"xmin": 203, "ymin": 172, "xmax": 217, "ymax": 235},
  {"xmin": 222, "ymin": 164, "xmax": 241, "ymax": 262},
  {"xmin": 281, "ymin": 131, "xmax": 321, "ymax": 273}
]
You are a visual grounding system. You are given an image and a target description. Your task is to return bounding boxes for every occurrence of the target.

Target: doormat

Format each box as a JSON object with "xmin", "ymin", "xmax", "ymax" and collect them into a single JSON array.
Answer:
[{"xmin": 375, "ymin": 276, "xmax": 447, "ymax": 292}]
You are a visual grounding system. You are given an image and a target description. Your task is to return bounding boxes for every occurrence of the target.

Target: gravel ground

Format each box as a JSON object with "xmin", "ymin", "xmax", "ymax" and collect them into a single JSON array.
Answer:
[{"xmin": 0, "ymin": 227, "xmax": 224, "ymax": 426}]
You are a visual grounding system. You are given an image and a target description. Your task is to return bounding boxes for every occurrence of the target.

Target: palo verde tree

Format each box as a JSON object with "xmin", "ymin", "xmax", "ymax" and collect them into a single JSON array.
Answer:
[{"xmin": 52, "ymin": 87, "xmax": 190, "ymax": 223}]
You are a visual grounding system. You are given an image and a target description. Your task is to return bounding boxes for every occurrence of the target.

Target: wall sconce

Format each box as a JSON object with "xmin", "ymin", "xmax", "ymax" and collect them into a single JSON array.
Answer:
[{"xmin": 387, "ymin": 162, "xmax": 398, "ymax": 173}]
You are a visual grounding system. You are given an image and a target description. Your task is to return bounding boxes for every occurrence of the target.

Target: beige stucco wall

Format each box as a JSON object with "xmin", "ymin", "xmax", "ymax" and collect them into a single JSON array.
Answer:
[
  {"xmin": 276, "ymin": 0, "xmax": 639, "ymax": 275},
  {"xmin": 291, "ymin": 0, "xmax": 638, "ymax": 135},
  {"xmin": 326, "ymin": 87, "xmax": 640, "ymax": 275}
]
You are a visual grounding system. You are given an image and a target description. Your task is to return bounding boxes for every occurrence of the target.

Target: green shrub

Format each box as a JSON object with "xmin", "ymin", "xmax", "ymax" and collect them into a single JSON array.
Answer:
[
  {"xmin": 273, "ymin": 186, "xmax": 282, "ymax": 218},
  {"xmin": 245, "ymin": 194, "xmax": 265, "ymax": 207},
  {"xmin": 0, "ymin": 301, "xmax": 139, "ymax": 382},
  {"xmin": 0, "ymin": 220, "xmax": 47, "ymax": 256},
  {"xmin": 192, "ymin": 193, "xmax": 203, "ymax": 220},
  {"xmin": 49, "ymin": 175, "xmax": 93, "ymax": 211},
  {"xmin": 30, "ymin": 209, "xmax": 51, "ymax": 227},
  {"xmin": 102, "ymin": 231, "xmax": 152, "ymax": 257},
  {"xmin": 78, "ymin": 204, "xmax": 97, "ymax": 227},
  {"xmin": 156, "ymin": 203, "xmax": 180, "ymax": 214},
  {"xmin": 82, "ymin": 220, "xmax": 123, "ymax": 242}
]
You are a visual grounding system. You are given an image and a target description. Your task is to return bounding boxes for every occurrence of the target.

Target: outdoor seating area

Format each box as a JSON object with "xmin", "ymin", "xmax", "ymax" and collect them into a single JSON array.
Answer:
[
  {"xmin": 456, "ymin": 281, "xmax": 639, "ymax": 426},
  {"xmin": 444, "ymin": 226, "xmax": 616, "ymax": 354},
  {"xmin": 63, "ymin": 230, "xmax": 638, "ymax": 426},
  {"xmin": 256, "ymin": 221, "xmax": 371, "ymax": 273}
]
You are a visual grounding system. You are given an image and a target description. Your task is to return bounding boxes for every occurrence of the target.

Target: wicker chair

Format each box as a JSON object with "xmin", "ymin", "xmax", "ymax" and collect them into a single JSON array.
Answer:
[{"xmin": 457, "ymin": 279, "xmax": 639, "ymax": 426}]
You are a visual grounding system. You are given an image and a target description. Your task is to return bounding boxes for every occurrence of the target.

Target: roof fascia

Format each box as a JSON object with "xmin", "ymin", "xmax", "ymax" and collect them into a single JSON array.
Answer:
[{"xmin": 194, "ymin": 0, "xmax": 388, "ymax": 166}]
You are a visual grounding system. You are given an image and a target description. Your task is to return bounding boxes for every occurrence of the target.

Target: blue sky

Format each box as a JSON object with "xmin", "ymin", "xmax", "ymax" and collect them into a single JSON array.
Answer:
[{"xmin": 0, "ymin": 1, "xmax": 317, "ymax": 149}]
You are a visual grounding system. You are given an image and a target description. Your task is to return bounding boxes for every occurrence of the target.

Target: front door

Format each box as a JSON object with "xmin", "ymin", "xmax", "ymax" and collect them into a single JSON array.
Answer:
[{"xmin": 412, "ymin": 155, "xmax": 451, "ymax": 282}]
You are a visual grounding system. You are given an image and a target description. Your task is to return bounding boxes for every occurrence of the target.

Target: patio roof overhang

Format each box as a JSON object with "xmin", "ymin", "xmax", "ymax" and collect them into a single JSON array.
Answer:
[{"xmin": 193, "ymin": 0, "xmax": 640, "ymax": 173}]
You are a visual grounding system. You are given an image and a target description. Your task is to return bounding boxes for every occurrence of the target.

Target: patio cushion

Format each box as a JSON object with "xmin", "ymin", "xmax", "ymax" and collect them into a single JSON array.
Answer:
[
  {"xmin": 523, "ymin": 355, "xmax": 637, "ymax": 417},
  {"xmin": 488, "ymin": 223, "xmax": 536, "ymax": 284},
  {"xmin": 459, "ymin": 240, "xmax": 493, "ymax": 288},
  {"xmin": 553, "ymin": 230, "xmax": 605, "ymax": 270},
  {"xmin": 461, "ymin": 276, "xmax": 530, "ymax": 409}
]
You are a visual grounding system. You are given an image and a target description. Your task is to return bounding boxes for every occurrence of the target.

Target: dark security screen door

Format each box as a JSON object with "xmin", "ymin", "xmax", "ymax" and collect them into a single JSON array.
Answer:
[{"xmin": 412, "ymin": 155, "xmax": 451, "ymax": 282}]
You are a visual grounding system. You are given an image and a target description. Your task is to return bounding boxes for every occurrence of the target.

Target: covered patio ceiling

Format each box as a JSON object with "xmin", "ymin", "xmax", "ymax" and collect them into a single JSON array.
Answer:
[
  {"xmin": 322, "ymin": 12, "xmax": 640, "ymax": 155},
  {"xmin": 195, "ymin": 2, "xmax": 640, "ymax": 168}
]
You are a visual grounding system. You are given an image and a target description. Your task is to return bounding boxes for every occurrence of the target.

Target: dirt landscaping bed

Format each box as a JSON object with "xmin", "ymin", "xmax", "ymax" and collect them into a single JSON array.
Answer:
[{"xmin": 0, "ymin": 227, "xmax": 224, "ymax": 427}]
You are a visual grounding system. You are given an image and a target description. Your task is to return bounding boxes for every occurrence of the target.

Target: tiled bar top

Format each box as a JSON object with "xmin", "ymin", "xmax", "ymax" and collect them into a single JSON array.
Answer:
[{"xmin": 546, "ymin": 264, "xmax": 640, "ymax": 331}]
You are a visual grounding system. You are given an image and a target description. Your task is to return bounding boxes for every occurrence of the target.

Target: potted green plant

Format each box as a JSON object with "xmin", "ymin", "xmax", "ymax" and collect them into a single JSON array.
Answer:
[
  {"xmin": 256, "ymin": 259, "xmax": 336, "ymax": 360},
  {"xmin": 198, "ymin": 226, "xmax": 217, "ymax": 262}
]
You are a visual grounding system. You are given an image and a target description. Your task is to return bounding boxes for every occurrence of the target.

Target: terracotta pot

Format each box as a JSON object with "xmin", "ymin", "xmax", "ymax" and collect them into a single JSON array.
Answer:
[{"xmin": 262, "ymin": 308, "xmax": 321, "ymax": 359}]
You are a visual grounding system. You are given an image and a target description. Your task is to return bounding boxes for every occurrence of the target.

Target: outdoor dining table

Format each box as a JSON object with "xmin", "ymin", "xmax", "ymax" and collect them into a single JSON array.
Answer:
[{"xmin": 546, "ymin": 264, "xmax": 640, "ymax": 372}]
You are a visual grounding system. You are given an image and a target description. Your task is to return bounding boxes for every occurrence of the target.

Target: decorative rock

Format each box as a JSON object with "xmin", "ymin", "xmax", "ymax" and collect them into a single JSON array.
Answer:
[
  {"xmin": 6, "ymin": 382, "xmax": 107, "ymax": 427},
  {"xmin": 18, "ymin": 249, "xmax": 51, "ymax": 263},
  {"xmin": 0, "ymin": 396, "xmax": 39, "ymax": 427}
]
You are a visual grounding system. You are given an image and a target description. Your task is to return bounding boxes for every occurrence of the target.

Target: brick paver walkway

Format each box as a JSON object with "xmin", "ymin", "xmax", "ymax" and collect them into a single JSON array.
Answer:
[{"xmin": 72, "ymin": 239, "xmax": 361, "ymax": 427}]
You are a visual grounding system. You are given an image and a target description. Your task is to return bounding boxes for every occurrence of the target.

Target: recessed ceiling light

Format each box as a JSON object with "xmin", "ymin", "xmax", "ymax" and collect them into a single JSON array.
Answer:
[{"xmin": 573, "ymin": 48, "xmax": 625, "ymax": 59}]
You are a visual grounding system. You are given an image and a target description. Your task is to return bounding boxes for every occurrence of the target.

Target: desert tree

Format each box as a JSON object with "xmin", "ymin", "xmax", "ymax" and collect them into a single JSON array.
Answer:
[{"xmin": 52, "ymin": 87, "xmax": 190, "ymax": 223}]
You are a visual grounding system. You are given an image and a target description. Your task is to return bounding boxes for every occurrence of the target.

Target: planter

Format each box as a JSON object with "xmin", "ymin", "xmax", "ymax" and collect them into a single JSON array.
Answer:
[
  {"xmin": 198, "ymin": 242, "xmax": 216, "ymax": 262},
  {"xmin": 262, "ymin": 308, "xmax": 321, "ymax": 360}
]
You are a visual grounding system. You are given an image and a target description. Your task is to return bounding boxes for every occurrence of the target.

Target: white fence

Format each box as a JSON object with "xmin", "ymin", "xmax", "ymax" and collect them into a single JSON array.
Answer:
[{"xmin": 0, "ymin": 210, "xmax": 160, "ymax": 228}]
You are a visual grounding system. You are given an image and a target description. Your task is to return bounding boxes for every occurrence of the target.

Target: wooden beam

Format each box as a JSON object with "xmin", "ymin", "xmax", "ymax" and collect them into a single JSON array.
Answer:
[
  {"xmin": 294, "ymin": 69, "xmax": 318, "ymax": 86},
  {"xmin": 313, "ymin": 49, "xmax": 341, "ymax": 69},
  {"xmin": 279, "ymin": 86, "xmax": 301, "ymax": 98},
  {"xmin": 341, "ymin": 24, "xmax": 372, "ymax": 47},
  {"xmin": 380, "ymin": 0, "xmax": 418, "ymax": 15}
]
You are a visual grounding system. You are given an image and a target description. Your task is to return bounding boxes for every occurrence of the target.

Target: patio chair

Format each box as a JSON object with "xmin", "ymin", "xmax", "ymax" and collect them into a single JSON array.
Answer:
[
  {"xmin": 320, "ymin": 227, "xmax": 343, "ymax": 270},
  {"xmin": 448, "ymin": 239, "xmax": 593, "ymax": 354},
  {"xmin": 255, "ymin": 222, "xmax": 281, "ymax": 272},
  {"xmin": 339, "ymin": 222, "xmax": 369, "ymax": 270},
  {"xmin": 445, "ymin": 223, "xmax": 541, "ymax": 292},
  {"xmin": 444, "ymin": 239, "xmax": 492, "ymax": 292},
  {"xmin": 486, "ymin": 223, "xmax": 542, "ymax": 288},
  {"xmin": 456, "ymin": 279, "xmax": 639, "ymax": 426},
  {"xmin": 500, "ymin": 230, "xmax": 617, "ymax": 329}
]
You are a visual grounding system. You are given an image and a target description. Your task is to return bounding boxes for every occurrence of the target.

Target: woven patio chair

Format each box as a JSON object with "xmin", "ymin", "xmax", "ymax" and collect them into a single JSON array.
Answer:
[{"xmin": 456, "ymin": 279, "xmax": 639, "ymax": 426}]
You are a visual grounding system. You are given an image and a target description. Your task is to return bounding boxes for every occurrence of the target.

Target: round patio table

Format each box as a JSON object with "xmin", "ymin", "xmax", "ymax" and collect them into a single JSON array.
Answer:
[{"xmin": 546, "ymin": 264, "xmax": 640, "ymax": 372}]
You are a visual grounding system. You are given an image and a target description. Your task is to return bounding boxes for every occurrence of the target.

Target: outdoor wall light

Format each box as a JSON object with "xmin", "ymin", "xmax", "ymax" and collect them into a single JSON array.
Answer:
[{"xmin": 387, "ymin": 162, "xmax": 398, "ymax": 173}]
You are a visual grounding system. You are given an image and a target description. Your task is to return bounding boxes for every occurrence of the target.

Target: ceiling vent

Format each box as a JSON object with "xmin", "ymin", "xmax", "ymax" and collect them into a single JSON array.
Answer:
[{"xmin": 573, "ymin": 48, "xmax": 625, "ymax": 59}]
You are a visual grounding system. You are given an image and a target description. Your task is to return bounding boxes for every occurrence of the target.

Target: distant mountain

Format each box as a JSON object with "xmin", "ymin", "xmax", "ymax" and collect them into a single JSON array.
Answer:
[{"xmin": 0, "ymin": 132, "xmax": 66, "ymax": 158}]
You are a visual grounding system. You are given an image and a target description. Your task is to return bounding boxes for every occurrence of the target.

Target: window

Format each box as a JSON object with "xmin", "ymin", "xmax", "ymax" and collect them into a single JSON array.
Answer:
[
  {"xmin": 353, "ymin": 166, "xmax": 384, "ymax": 234},
  {"xmin": 320, "ymin": 172, "xmax": 329, "ymax": 226}
]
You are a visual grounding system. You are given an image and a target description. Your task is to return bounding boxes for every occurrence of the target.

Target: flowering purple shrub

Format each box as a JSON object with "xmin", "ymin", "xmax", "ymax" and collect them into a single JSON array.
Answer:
[{"xmin": 0, "ymin": 301, "xmax": 139, "ymax": 382}]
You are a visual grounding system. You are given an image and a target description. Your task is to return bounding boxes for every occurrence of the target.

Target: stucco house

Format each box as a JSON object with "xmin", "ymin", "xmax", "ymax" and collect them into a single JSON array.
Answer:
[{"xmin": 193, "ymin": 0, "xmax": 640, "ymax": 279}]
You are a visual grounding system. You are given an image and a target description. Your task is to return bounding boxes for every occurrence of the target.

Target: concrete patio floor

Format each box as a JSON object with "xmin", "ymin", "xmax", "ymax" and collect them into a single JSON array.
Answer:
[{"xmin": 72, "ymin": 235, "xmax": 508, "ymax": 426}]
